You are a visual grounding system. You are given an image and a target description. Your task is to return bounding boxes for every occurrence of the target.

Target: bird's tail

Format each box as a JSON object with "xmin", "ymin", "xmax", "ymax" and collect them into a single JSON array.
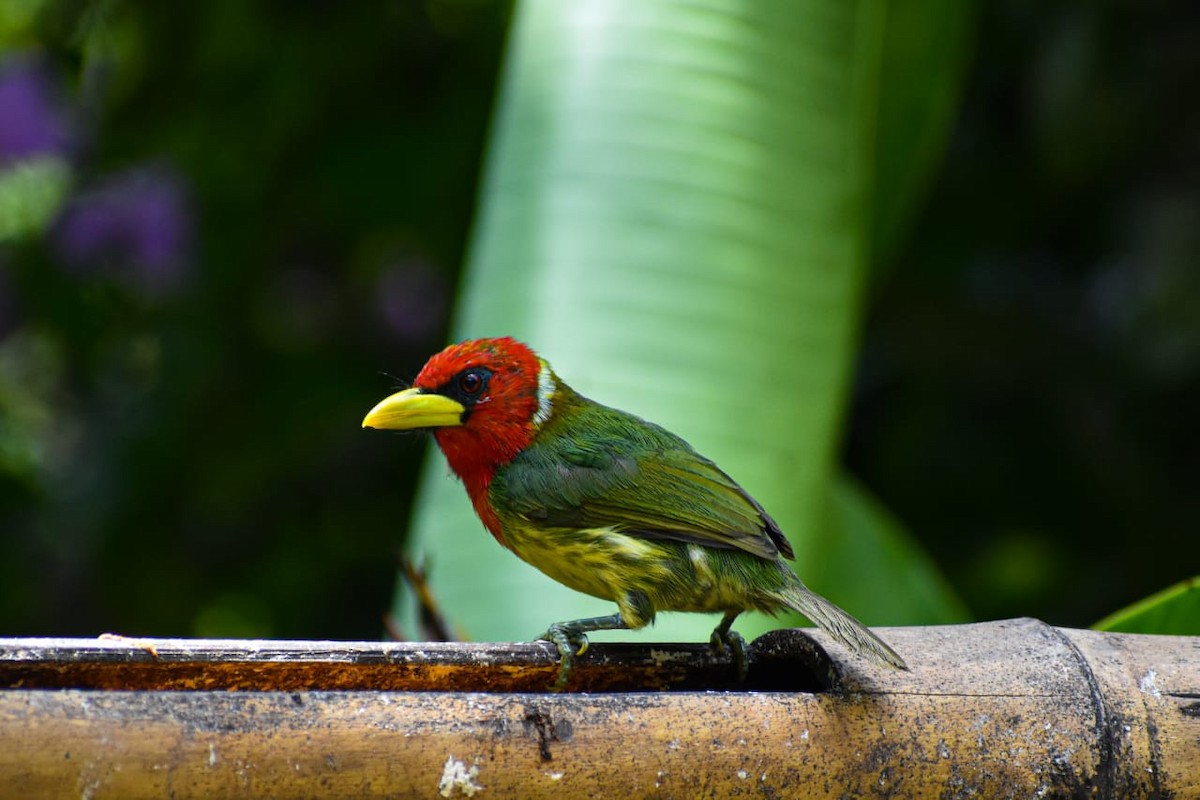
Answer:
[{"xmin": 777, "ymin": 582, "xmax": 908, "ymax": 670}]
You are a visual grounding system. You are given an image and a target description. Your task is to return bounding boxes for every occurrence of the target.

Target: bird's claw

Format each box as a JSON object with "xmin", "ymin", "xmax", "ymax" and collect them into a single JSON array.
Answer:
[
  {"xmin": 710, "ymin": 626, "xmax": 749, "ymax": 682},
  {"xmin": 537, "ymin": 623, "xmax": 589, "ymax": 691}
]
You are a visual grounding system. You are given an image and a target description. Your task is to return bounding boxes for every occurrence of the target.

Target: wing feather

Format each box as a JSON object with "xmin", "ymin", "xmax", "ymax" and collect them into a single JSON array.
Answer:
[{"xmin": 493, "ymin": 401, "xmax": 793, "ymax": 561}]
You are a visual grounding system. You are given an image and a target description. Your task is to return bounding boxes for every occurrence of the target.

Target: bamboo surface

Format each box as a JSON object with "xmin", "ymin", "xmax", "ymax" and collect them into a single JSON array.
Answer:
[{"xmin": 0, "ymin": 619, "xmax": 1197, "ymax": 798}]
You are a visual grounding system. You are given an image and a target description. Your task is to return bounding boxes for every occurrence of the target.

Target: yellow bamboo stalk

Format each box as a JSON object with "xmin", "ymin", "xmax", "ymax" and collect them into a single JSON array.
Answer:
[{"xmin": 0, "ymin": 619, "xmax": 1195, "ymax": 797}]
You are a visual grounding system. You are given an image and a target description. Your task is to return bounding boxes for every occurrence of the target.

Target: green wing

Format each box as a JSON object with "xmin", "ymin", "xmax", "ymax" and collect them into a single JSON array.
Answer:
[{"xmin": 492, "ymin": 400, "xmax": 794, "ymax": 562}]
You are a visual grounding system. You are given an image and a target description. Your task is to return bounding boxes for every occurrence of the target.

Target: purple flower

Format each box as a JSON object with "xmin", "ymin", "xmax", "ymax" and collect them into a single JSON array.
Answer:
[
  {"xmin": 52, "ymin": 165, "xmax": 194, "ymax": 296},
  {"xmin": 0, "ymin": 55, "xmax": 75, "ymax": 164}
]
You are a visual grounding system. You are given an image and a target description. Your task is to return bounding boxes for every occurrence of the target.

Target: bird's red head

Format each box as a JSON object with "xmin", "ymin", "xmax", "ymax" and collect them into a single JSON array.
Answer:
[
  {"xmin": 363, "ymin": 337, "xmax": 555, "ymax": 540},
  {"xmin": 412, "ymin": 337, "xmax": 548, "ymax": 476}
]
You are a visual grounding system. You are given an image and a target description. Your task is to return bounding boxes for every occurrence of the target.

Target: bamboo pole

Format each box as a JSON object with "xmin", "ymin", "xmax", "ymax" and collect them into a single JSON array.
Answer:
[{"xmin": 0, "ymin": 619, "xmax": 1196, "ymax": 798}]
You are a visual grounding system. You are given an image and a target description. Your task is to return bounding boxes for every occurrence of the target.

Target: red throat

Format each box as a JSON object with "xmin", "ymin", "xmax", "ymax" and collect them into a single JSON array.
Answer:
[{"xmin": 415, "ymin": 337, "xmax": 546, "ymax": 546}]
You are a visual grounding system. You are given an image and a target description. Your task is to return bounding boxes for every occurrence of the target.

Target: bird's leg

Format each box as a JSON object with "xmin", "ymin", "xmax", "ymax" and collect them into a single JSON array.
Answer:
[
  {"xmin": 710, "ymin": 610, "xmax": 748, "ymax": 681},
  {"xmin": 538, "ymin": 613, "xmax": 628, "ymax": 691}
]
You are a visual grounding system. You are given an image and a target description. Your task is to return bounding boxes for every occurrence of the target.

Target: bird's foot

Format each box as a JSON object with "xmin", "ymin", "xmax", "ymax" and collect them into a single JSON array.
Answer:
[
  {"xmin": 537, "ymin": 622, "xmax": 589, "ymax": 692},
  {"xmin": 535, "ymin": 613, "xmax": 628, "ymax": 691},
  {"xmin": 710, "ymin": 626, "xmax": 749, "ymax": 682}
]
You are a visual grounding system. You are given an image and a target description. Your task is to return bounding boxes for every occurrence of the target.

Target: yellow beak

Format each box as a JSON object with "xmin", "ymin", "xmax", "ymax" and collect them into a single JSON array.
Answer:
[{"xmin": 361, "ymin": 387, "xmax": 465, "ymax": 430}]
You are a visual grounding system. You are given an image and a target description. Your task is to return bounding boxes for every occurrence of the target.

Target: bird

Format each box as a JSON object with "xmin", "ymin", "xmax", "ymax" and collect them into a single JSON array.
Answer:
[{"xmin": 362, "ymin": 336, "xmax": 906, "ymax": 689}]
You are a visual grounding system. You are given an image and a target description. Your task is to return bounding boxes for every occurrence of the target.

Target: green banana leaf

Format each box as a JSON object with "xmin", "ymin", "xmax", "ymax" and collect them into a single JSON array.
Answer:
[
  {"xmin": 392, "ymin": 0, "xmax": 972, "ymax": 644},
  {"xmin": 1093, "ymin": 577, "xmax": 1200, "ymax": 636}
]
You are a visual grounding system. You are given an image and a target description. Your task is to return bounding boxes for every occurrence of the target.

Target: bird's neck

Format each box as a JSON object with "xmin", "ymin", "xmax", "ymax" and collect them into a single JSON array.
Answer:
[
  {"xmin": 434, "ymin": 360, "xmax": 573, "ymax": 548},
  {"xmin": 434, "ymin": 426, "xmax": 517, "ymax": 545}
]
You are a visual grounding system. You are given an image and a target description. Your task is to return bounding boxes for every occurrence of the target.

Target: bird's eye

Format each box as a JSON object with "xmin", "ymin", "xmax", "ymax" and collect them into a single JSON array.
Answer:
[{"xmin": 458, "ymin": 369, "xmax": 485, "ymax": 396}]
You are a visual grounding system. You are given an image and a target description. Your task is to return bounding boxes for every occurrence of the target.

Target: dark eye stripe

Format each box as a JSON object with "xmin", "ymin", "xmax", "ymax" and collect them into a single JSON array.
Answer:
[{"xmin": 441, "ymin": 367, "xmax": 492, "ymax": 406}]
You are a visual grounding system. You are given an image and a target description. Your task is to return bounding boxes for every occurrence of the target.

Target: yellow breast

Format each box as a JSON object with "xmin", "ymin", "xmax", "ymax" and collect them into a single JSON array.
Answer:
[{"xmin": 504, "ymin": 521, "xmax": 675, "ymax": 604}]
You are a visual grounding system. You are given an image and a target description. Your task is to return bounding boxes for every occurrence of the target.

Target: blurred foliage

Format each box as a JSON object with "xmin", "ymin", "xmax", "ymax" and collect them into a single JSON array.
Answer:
[
  {"xmin": 0, "ymin": 1, "xmax": 1196, "ymax": 639},
  {"xmin": 811, "ymin": 476, "xmax": 970, "ymax": 626},
  {"xmin": 1094, "ymin": 576, "xmax": 1200, "ymax": 636},
  {"xmin": 0, "ymin": 0, "xmax": 510, "ymax": 638},
  {"xmin": 847, "ymin": 2, "xmax": 1200, "ymax": 628}
]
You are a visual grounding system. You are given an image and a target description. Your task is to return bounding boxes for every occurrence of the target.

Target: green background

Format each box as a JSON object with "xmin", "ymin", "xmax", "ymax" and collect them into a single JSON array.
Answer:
[{"xmin": 0, "ymin": 1, "xmax": 1196, "ymax": 640}]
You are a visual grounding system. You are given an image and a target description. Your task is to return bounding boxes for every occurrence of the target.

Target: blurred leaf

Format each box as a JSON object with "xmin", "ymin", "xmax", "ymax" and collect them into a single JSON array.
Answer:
[
  {"xmin": 732, "ymin": 473, "xmax": 970, "ymax": 643},
  {"xmin": 0, "ymin": 0, "xmax": 46, "ymax": 47},
  {"xmin": 871, "ymin": 0, "xmax": 977, "ymax": 267},
  {"xmin": 0, "ymin": 157, "xmax": 72, "ymax": 241},
  {"xmin": 396, "ymin": 0, "xmax": 964, "ymax": 644},
  {"xmin": 0, "ymin": 329, "xmax": 67, "ymax": 484},
  {"xmin": 1093, "ymin": 577, "xmax": 1200, "ymax": 636},
  {"xmin": 191, "ymin": 591, "xmax": 276, "ymax": 639},
  {"xmin": 813, "ymin": 474, "xmax": 970, "ymax": 624}
]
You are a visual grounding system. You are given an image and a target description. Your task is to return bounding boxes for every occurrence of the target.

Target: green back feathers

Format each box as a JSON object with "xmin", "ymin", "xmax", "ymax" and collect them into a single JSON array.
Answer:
[{"xmin": 490, "ymin": 386, "xmax": 794, "ymax": 562}]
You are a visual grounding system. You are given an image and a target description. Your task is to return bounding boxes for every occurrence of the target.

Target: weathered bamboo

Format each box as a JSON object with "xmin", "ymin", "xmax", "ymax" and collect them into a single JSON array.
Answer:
[{"xmin": 0, "ymin": 619, "xmax": 1196, "ymax": 798}]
